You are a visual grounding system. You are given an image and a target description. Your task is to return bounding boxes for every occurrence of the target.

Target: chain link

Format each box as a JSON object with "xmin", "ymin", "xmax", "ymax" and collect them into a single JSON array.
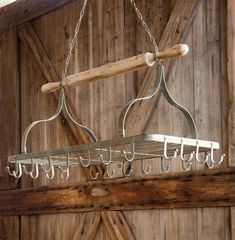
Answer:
[
  {"xmin": 61, "ymin": 0, "xmax": 89, "ymax": 84},
  {"xmin": 130, "ymin": 0, "xmax": 158, "ymax": 54},
  {"xmin": 61, "ymin": 0, "xmax": 158, "ymax": 84}
]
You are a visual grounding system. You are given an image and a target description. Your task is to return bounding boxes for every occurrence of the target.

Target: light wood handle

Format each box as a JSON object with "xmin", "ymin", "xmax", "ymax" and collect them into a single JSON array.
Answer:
[{"xmin": 41, "ymin": 44, "xmax": 189, "ymax": 93}]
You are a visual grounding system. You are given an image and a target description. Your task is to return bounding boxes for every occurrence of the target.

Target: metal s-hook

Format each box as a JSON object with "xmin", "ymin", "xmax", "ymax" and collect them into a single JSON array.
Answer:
[
  {"xmin": 106, "ymin": 163, "xmax": 116, "ymax": 178},
  {"xmin": 29, "ymin": 164, "xmax": 39, "ymax": 179},
  {"xmin": 45, "ymin": 165, "xmax": 55, "ymax": 180},
  {"xmin": 6, "ymin": 162, "xmax": 23, "ymax": 178},
  {"xmin": 160, "ymin": 156, "xmax": 170, "ymax": 173},
  {"xmin": 98, "ymin": 146, "xmax": 112, "ymax": 165},
  {"xmin": 180, "ymin": 139, "xmax": 194, "ymax": 161},
  {"xmin": 58, "ymin": 149, "xmax": 70, "ymax": 179},
  {"xmin": 122, "ymin": 140, "xmax": 135, "ymax": 162},
  {"xmin": 89, "ymin": 165, "xmax": 99, "ymax": 180},
  {"xmin": 141, "ymin": 159, "xmax": 152, "ymax": 175},
  {"xmin": 209, "ymin": 142, "xmax": 225, "ymax": 165},
  {"xmin": 122, "ymin": 162, "xmax": 133, "ymax": 177},
  {"xmin": 180, "ymin": 139, "xmax": 194, "ymax": 171},
  {"xmin": 181, "ymin": 159, "xmax": 192, "ymax": 171},
  {"xmin": 80, "ymin": 146, "xmax": 91, "ymax": 167},
  {"xmin": 195, "ymin": 141, "xmax": 210, "ymax": 164},
  {"xmin": 23, "ymin": 158, "xmax": 35, "ymax": 174},
  {"xmin": 163, "ymin": 137, "xmax": 178, "ymax": 160}
]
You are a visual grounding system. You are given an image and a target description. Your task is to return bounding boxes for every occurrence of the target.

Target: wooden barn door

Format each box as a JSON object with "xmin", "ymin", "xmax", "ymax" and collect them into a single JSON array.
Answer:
[{"xmin": 0, "ymin": 0, "xmax": 234, "ymax": 239}]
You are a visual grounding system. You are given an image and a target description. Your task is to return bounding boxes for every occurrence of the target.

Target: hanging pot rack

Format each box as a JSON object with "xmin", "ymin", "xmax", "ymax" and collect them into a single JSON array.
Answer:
[{"xmin": 7, "ymin": 0, "xmax": 225, "ymax": 180}]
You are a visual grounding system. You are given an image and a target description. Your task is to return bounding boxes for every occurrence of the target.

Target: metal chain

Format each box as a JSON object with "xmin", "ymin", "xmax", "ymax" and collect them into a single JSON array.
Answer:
[
  {"xmin": 61, "ymin": 0, "xmax": 158, "ymax": 84},
  {"xmin": 61, "ymin": 0, "xmax": 89, "ymax": 84},
  {"xmin": 130, "ymin": 0, "xmax": 158, "ymax": 54}
]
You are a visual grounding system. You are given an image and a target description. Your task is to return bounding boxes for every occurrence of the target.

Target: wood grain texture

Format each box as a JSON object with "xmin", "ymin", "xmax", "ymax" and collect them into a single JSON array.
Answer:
[
  {"xmin": 72, "ymin": 212, "xmax": 101, "ymax": 240},
  {"xmin": 1, "ymin": 167, "xmax": 235, "ymax": 216},
  {"xmin": 0, "ymin": 217, "xmax": 19, "ymax": 240},
  {"xmin": 0, "ymin": 28, "xmax": 20, "ymax": 190},
  {"xmin": 0, "ymin": 0, "xmax": 77, "ymax": 34},
  {"xmin": 227, "ymin": 0, "xmax": 235, "ymax": 166},
  {"xmin": 101, "ymin": 211, "xmax": 135, "ymax": 240}
]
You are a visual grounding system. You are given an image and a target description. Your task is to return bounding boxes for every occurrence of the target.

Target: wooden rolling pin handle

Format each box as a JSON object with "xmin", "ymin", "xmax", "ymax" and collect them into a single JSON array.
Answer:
[{"xmin": 41, "ymin": 44, "xmax": 189, "ymax": 94}]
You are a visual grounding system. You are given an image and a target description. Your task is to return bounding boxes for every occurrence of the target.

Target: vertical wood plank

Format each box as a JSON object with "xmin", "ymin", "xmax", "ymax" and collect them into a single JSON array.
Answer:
[
  {"xmin": 0, "ymin": 28, "xmax": 20, "ymax": 240},
  {"xmin": 0, "ymin": 28, "xmax": 20, "ymax": 190}
]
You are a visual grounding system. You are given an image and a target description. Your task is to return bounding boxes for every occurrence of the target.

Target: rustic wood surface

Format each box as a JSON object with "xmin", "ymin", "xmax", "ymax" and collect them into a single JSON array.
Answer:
[
  {"xmin": 0, "ymin": 0, "xmax": 77, "ymax": 34},
  {"xmin": 0, "ymin": 28, "xmax": 20, "ymax": 240},
  {"xmin": 0, "ymin": 167, "xmax": 234, "ymax": 216}
]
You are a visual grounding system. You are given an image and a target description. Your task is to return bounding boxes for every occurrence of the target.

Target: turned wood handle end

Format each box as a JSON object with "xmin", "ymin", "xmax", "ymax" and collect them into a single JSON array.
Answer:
[
  {"xmin": 157, "ymin": 44, "xmax": 189, "ymax": 59},
  {"xmin": 41, "ymin": 82, "xmax": 61, "ymax": 94}
]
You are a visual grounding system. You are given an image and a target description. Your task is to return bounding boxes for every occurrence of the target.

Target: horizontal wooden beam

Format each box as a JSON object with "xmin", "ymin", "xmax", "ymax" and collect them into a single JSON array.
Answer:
[
  {"xmin": 0, "ymin": 167, "xmax": 235, "ymax": 216},
  {"xmin": 0, "ymin": 0, "xmax": 76, "ymax": 34}
]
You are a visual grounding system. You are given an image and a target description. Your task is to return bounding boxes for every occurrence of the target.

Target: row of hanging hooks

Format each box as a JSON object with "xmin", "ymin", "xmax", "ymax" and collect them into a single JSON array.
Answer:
[{"xmin": 7, "ymin": 137, "xmax": 225, "ymax": 180}]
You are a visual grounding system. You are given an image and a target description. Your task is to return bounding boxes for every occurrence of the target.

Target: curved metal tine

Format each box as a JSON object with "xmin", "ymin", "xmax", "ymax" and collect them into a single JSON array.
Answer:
[
  {"xmin": 118, "ymin": 62, "xmax": 162, "ymax": 137},
  {"xmin": 161, "ymin": 66, "xmax": 198, "ymax": 139},
  {"xmin": 163, "ymin": 137, "xmax": 178, "ymax": 160},
  {"xmin": 58, "ymin": 149, "xmax": 70, "ymax": 180},
  {"xmin": 40, "ymin": 155, "xmax": 55, "ymax": 180},
  {"xmin": 23, "ymin": 158, "xmax": 34, "ymax": 174},
  {"xmin": 106, "ymin": 162, "xmax": 116, "ymax": 178},
  {"xmin": 122, "ymin": 140, "xmax": 135, "ymax": 162},
  {"xmin": 29, "ymin": 164, "xmax": 39, "ymax": 179},
  {"xmin": 40, "ymin": 155, "xmax": 53, "ymax": 173},
  {"xmin": 180, "ymin": 139, "xmax": 194, "ymax": 161},
  {"xmin": 62, "ymin": 96, "xmax": 98, "ymax": 142},
  {"xmin": 21, "ymin": 90, "xmax": 64, "ymax": 154},
  {"xmin": 160, "ymin": 156, "xmax": 170, "ymax": 173},
  {"xmin": 122, "ymin": 162, "xmax": 133, "ymax": 177},
  {"xmin": 89, "ymin": 165, "xmax": 99, "ymax": 180},
  {"xmin": 209, "ymin": 143, "xmax": 225, "ymax": 165},
  {"xmin": 45, "ymin": 165, "xmax": 55, "ymax": 180},
  {"xmin": 98, "ymin": 146, "xmax": 112, "ymax": 165},
  {"xmin": 181, "ymin": 159, "xmax": 192, "ymax": 171},
  {"xmin": 195, "ymin": 141, "xmax": 210, "ymax": 164},
  {"xmin": 141, "ymin": 159, "xmax": 152, "ymax": 175},
  {"xmin": 206, "ymin": 159, "xmax": 215, "ymax": 169},
  {"xmin": 6, "ymin": 162, "xmax": 23, "ymax": 178},
  {"xmin": 80, "ymin": 147, "xmax": 91, "ymax": 167}
]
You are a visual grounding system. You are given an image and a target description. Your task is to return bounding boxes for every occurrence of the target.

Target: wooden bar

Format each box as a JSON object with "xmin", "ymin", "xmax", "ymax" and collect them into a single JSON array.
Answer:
[
  {"xmin": 41, "ymin": 44, "xmax": 189, "ymax": 94},
  {"xmin": 0, "ymin": 167, "xmax": 234, "ymax": 216}
]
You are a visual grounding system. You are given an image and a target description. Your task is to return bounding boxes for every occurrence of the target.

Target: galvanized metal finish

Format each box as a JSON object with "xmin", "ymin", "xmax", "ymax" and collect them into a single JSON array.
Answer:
[{"xmin": 7, "ymin": 0, "xmax": 224, "ymax": 180}]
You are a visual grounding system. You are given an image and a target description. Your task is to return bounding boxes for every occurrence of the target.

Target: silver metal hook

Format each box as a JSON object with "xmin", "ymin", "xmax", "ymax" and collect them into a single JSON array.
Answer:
[
  {"xmin": 45, "ymin": 165, "xmax": 55, "ymax": 180},
  {"xmin": 122, "ymin": 140, "xmax": 135, "ymax": 162},
  {"xmin": 40, "ymin": 155, "xmax": 53, "ymax": 173},
  {"xmin": 29, "ymin": 164, "xmax": 39, "ymax": 179},
  {"xmin": 106, "ymin": 163, "xmax": 116, "ymax": 178},
  {"xmin": 209, "ymin": 142, "xmax": 225, "ymax": 165},
  {"xmin": 206, "ymin": 160, "xmax": 215, "ymax": 169},
  {"xmin": 141, "ymin": 159, "xmax": 151, "ymax": 175},
  {"xmin": 160, "ymin": 156, "xmax": 170, "ymax": 173},
  {"xmin": 80, "ymin": 147, "xmax": 91, "ymax": 167},
  {"xmin": 163, "ymin": 137, "xmax": 178, "ymax": 160},
  {"xmin": 89, "ymin": 165, "xmax": 99, "ymax": 180},
  {"xmin": 181, "ymin": 159, "xmax": 192, "ymax": 171},
  {"xmin": 195, "ymin": 141, "xmax": 210, "ymax": 164},
  {"xmin": 23, "ymin": 158, "xmax": 35, "ymax": 174},
  {"xmin": 6, "ymin": 162, "xmax": 23, "ymax": 178},
  {"xmin": 180, "ymin": 139, "xmax": 194, "ymax": 161},
  {"xmin": 122, "ymin": 162, "xmax": 133, "ymax": 177},
  {"xmin": 98, "ymin": 146, "xmax": 112, "ymax": 165},
  {"xmin": 58, "ymin": 149, "xmax": 70, "ymax": 179}
]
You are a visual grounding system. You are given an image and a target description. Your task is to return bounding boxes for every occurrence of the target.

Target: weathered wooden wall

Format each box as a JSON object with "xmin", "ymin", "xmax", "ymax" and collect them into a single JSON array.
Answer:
[{"xmin": 0, "ymin": 0, "xmax": 234, "ymax": 239}]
